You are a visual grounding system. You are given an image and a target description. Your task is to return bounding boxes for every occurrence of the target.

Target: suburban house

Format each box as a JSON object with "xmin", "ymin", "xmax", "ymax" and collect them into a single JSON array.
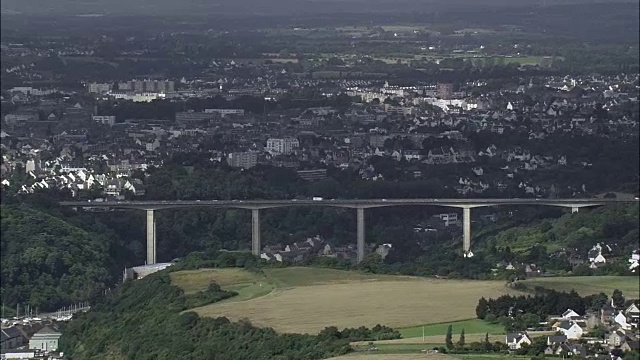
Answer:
[
  {"xmin": 0, "ymin": 327, "xmax": 24, "ymax": 350},
  {"xmin": 562, "ymin": 309, "xmax": 580, "ymax": 319},
  {"xmin": 610, "ymin": 330, "xmax": 627, "ymax": 347},
  {"xmin": 629, "ymin": 250, "xmax": 640, "ymax": 272},
  {"xmin": 614, "ymin": 311, "xmax": 632, "ymax": 330},
  {"xmin": 552, "ymin": 320, "xmax": 584, "ymax": 339},
  {"xmin": 587, "ymin": 244, "xmax": 607, "ymax": 267},
  {"xmin": 547, "ymin": 335, "xmax": 568, "ymax": 347},
  {"xmin": 545, "ymin": 333, "xmax": 587, "ymax": 357},
  {"xmin": 625, "ymin": 303, "xmax": 640, "ymax": 327},
  {"xmin": 28, "ymin": 326, "xmax": 62, "ymax": 352},
  {"xmin": 545, "ymin": 342, "xmax": 587, "ymax": 357},
  {"xmin": 506, "ymin": 332, "xmax": 531, "ymax": 350}
]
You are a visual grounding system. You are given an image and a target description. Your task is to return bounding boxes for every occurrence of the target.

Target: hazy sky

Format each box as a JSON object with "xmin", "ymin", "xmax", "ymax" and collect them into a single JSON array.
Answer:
[{"xmin": 1, "ymin": 0, "xmax": 637, "ymax": 16}]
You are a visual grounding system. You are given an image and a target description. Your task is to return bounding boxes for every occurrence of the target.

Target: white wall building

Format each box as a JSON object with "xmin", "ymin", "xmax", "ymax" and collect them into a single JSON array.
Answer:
[
  {"xmin": 92, "ymin": 115, "xmax": 116, "ymax": 126},
  {"xmin": 266, "ymin": 138, "xmax": 299, "ymax": 155},
  {"xmin": 87, "ymin": 82, "xmax": 112, "ymax": 94}
]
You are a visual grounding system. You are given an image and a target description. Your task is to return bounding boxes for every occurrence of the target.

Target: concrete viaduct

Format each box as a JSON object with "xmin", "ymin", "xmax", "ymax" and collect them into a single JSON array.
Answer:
[{"xmin": 59, "ymin": 198, "xmax": 638, "ymax": 265}]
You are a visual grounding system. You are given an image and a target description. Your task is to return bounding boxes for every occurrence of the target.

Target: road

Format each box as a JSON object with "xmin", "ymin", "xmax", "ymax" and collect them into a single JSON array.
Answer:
[{"xmin": 59, "ymin": 197, "xmax": 638, "ymax": 210}]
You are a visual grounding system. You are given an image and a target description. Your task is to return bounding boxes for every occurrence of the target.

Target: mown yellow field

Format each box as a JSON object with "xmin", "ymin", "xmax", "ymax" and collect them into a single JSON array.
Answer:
[
  {"xmin": 170, "ymin": 268, "xmax": 261, "ymax": 294},
  {"xmin": 178, "ymin": 267, "xmax": 513, "ymax": 334},
  {"xmin": 326, "ymin": 353, "xmax": 453, "ymax": 360}
]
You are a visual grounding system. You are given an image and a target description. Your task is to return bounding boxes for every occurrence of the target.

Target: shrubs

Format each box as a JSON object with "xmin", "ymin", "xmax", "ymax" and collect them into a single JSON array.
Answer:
[{"xmin": 184, "ymin": 281, "xmax": 238, "ymax": 308}]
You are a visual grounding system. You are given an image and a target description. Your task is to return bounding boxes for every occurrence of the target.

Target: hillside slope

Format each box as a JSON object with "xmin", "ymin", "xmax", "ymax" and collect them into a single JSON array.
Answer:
[
  {"xmin": 60, "ymin": 271, "xmax": 351, "ymax": 360},
  {"xmin": 482, "ymin": 204, "xmax": 639, "ymax": 253},
  {"xmin": 0, "ymin": 205, "xmax": 113, "ymax": 311}
]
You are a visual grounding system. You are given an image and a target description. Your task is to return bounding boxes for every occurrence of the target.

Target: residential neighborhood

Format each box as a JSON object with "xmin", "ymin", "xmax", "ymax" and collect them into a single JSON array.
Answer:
[
  {"xmin": 506, "ymin": 302, "xmax": 640, "ymax": 357},
  {"xmin": 1, "ymin": 73, "xmax": 638, "ymax": 202}
]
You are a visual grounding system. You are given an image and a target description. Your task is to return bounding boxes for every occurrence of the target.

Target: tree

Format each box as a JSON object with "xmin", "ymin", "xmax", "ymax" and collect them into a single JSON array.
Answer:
[
  {"xmin": 484, "ymin": 333, "xmax": 491, "ymax": 351},
  {"xmin": 612, "ymin": 289, "xmax": 625, "ymax": 308},
  {"xmin": 476, "ymin": 297, "xmax": 488, "ymax": 319},
  {"xmin": 457, "ymin": 329, "xmax": 466, "ymax": 348},
  {"xmin": 588, "ymin": 326, "xmax": 606, "ymax": 339},
  {"xmin": 445, "ymin": 324, "xmax": 453, "ymax": 349}
]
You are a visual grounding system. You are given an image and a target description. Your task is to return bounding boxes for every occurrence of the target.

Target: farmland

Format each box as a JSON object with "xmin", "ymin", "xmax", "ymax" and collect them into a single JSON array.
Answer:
[
  {"xmin": 519, "ymin": 276, "xmax": 640, "ymax": 296},
  {"xmin": 171, "ymin": 267, "xmax": 515, "ymax": 334},
  {"xmin": 171, "ymin": 267, "xmax": 639, "ymax": 337},
  {"xmin": 398, "ymin": 319, "xmax": 505, "ymax": 339},
  {"xmin": 326, "ymin": 353, "xmax": 530, "ymax": 360}
]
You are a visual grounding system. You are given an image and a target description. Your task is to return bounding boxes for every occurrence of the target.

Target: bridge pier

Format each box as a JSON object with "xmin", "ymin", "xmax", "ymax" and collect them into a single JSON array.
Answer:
[
  {"xmin": 463, "ymin": 206, "xmax": 471, "ymax": 256},
  {"xmin": 146, "ymin": 209, "xmax": 156, "ymax": 265},
  {"xmin": 571, "ymin": 206, "xmax": 579, "ymax": 213},
  {"xmin": 251, "ymin": 208, "xmax": 261, "ymax": 256},
  {"xmin": 357, "ymin": 207, "xmax": 365, "ymax": 263}
]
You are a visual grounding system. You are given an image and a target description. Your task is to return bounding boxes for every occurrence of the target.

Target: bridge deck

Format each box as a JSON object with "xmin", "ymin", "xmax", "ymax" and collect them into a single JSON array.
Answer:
[{"xmin": 59, "ymin": 198, "xmax": 637, "ymax": 210}]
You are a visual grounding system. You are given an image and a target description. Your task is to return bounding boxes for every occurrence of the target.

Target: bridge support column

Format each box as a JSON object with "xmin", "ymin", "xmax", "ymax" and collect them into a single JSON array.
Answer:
[
  {"xmin": 357, "ymin": 207, "xmax": 365, "ymax": 263},
  {"xmin": 146, "ymin": 209, "xmax": 156, "ymax": 265},
  {"xmin": 251, "ymin": 208, "xmax": 261, "ymax": 256},
  {"xmin": 463, "ymin": 207, "xmax": 471, "ymax": 256},
  {"xmin": 571, "ymin": 206, "xmax": 579, "ymax": 213}
]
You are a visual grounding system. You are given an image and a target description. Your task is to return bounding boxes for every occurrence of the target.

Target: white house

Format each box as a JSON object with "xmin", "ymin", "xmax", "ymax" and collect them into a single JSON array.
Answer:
[
  {"xmin": 624, "ymin": 303, "xmax": 639, "ymax": 329},
  {"xmin": 629, "ymin": 251, "xmax": 640, "ymax": 271},
  {"xmin": 614, "ymin": 311, "xmax": 632, "ymax": 330},
  {"xmin": 592, "ymin": 253, "xmax": 606, "ymax": 264},
  {"xmin": 562, "ymin": 309, "xmax": 580, "ymax": 319},
  {"xmin": 554, "ymin": 321, "xmax": 584, "ymax": 339},
  {"xmin": 506, "ymin": 332, "xmax": 531, "ymax": 350},
  {"xmin": 28, "ymin": 327, "xmax": 61, "ymax": 352}
]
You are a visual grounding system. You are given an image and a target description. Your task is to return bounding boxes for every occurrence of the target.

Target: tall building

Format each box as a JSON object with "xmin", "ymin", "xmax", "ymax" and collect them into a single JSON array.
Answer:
[
  {"xmin": 227, "ymin": 152, "xmax": 258, "ymax": 169},
  {"xmin": 87, "ymin": 82, "xmax": 112, "ymax": 94},
  {"xmin": 437, "ymin": 83, "xmax": 454, "ymax": 100},
  {"xmin": 116, "ymin": 80, "xmax": 174, "ymax": 94},
  {"xmin": 25, "ymin": 159, "xmax": 41, "ymax": 174},
  {"xmin": 143, "ymin": 80, "xmax": 156, "ymax": 93},
  {"xmin": 133, "ymin": 81, "xmax": 145, "ymax": 93},
  {"xmin": 118, "ymin": 81, "xmax": 133, "ymax": 91},
  {"xmin": 266, "ymin": 138, "xmax": 300, "ymax": 155}
]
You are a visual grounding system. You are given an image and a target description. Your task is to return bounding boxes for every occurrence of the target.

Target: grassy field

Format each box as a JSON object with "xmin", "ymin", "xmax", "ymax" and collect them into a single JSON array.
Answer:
[
  {"xmin": 171, "ymin": 267, "xmax": 514, "ymax": 334},
  {"xmin": 326, "ymin": 353, "xmax": 450, "ymax": 360},
  {"xmin": 399, "ymin": 319, "xmax": 505, "ymax": 338},
  {"xmin": 326, "ymin": 353, "xmax": 529, "ymax": 360},
  {"xmin": 520, "ymin": 276, "xmax": 640, "ymax": 296},
  {"xmin": 171, "ymin": 268, "xmax": 638, "ymax": 335},
  {"xmin": 351, "ymin": 319, "xmax": 506, "ymax": 348}
]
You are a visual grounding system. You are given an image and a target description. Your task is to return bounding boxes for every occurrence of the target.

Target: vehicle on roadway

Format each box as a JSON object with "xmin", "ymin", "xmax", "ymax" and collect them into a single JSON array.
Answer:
[{"xmin": 312, "ymin": 197, "xmax": 323, "ymax": 201}]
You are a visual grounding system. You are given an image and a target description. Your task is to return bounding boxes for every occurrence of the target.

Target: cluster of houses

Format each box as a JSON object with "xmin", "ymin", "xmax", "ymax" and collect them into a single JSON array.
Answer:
[
  {"xmin": 0, "ymin": 154, "xmax": 147, "ymax": 198},
  {"xmin": 506, "ymin": 303, "xmax": 640, "ymax": 357},
  {"xmin": 259, "ymin": 235, "xmax": 393, "ymax": 263},
  {"xmin": 496, "ymin": 242, "xmax": 640, "ymax": 276},
  {"xmin": 0, "ymin": 323, "xmax": 63, "ymax": 359}
]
